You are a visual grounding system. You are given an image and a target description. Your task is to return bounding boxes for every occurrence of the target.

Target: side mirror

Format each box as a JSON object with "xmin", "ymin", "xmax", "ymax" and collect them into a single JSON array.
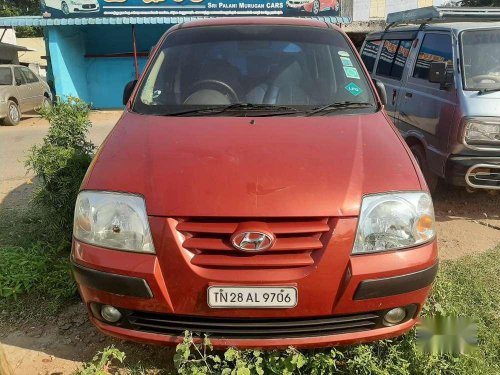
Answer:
[
  {"xmin": 429, "ymin": 62, "xmax": 447, "ymax": 84},
  {"xmin": 123, "ymin": 80, "xmax": 138, "ymax": 106},
  {"xmin": 373, "ymin": 79, "xmax": 387, "ymax": 106}
]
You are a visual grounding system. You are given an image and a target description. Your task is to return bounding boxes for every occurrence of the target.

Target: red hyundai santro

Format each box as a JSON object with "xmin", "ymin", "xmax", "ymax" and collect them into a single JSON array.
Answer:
[{"xmin": 72, "ymin": 17, "xmax": 438, "ymax": 349}]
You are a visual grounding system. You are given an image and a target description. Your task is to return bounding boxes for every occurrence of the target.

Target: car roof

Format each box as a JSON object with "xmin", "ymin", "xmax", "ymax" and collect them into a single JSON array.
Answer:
[
  {"xmin": 175, "ymin": 17, "xmax": 336, "ymax": 31},
  {"xmin": 367, "ymin": 21, "xmax": 500, "ymax": 39}
]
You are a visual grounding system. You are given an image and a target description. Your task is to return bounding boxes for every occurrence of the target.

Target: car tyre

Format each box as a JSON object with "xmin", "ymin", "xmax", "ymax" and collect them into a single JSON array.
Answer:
[
  {"xmin": 312, "ymin": 0, "xmax": 320, "ymax": 15},
  {"xmin": 62, "ymin": 2, "xmax": 70, "ymax": 15},
  {"xmin": 2, "ymin": 100, "xmax": 21, "ymax": 126},
  {"xmin": 410, "ymin": 144, "xmax": 440, "ymax": 193},
  {"xmin": 40, "ymin": 96, "xmax": 52, "ymax": 111}
]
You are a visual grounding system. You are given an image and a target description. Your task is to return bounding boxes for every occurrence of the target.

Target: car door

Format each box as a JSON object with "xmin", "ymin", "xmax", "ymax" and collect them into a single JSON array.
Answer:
[
  {"xmin": 371, "ymin": 39, "xmax": 413, "ymax": 124},
  {"xmin": 396, "ymin": 32, "xmax": 456, "ymax": 177},
  {"xmin": 21, "ymin": 67, "xmax": 44, "ymax": 109},
  {"xmin": 12, "ymin": 67, "xmax": 31, "ymax": 113}
]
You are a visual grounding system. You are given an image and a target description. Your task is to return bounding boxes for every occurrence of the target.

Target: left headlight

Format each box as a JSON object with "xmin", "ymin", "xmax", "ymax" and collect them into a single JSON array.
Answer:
[
  {"xmin": 352, "ymin": 192, "xmax": 435, "ymax": 254},
  {"xmin": 74, "ymin": 191, "xmax": 155, "ymax": 253},
  {"xmin": 463, "ymin": 117, "xmax": 500, "ymax": 148}
]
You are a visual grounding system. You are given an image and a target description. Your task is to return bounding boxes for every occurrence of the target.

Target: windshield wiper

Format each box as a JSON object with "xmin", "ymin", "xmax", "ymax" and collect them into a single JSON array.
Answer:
[
  {"xmin": 305, "ymin": 102, "xmax": 375, "ymax": 116},
  {"xmin": 166, "ymin": 103, "xmax": 301, "ymax": 116},
  {"xmin": 477, "ymin": 87, "xmax": 500, "ymax": 96}
]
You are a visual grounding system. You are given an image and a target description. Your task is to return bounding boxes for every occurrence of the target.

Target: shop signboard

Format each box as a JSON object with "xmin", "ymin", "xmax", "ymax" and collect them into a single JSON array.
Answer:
[{"xmin": 40, "ymin": 0, "xmax": 341, "ymax": 18}]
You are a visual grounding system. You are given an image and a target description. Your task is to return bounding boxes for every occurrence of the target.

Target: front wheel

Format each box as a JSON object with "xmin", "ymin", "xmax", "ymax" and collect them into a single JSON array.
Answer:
[
  {"xmin": 410, "ymin": 144, "xmax": 439, "ymax": 193},
  {"xmin": 61, "ymin": 2, "xmax": 70, "ymax": 15},
  {"xmin": 2, "ymin": 100, "xmax": 21, "ymax": 126},
  {"xmin": 312, "ymin": 0, "xmax": 320, "ymax": 14}
]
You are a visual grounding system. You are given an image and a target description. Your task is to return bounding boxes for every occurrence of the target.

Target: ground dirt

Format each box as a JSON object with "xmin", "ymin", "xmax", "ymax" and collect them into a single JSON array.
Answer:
[{"xmin": 0, "ymin": 114, "xmax": 499, "ymax": 374}]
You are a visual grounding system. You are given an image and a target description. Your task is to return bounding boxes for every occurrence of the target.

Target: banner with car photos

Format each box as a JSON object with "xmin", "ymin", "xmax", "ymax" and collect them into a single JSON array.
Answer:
[{"xmin": 40, "ymin": 0, "xmax": 341, "ymax": 17}]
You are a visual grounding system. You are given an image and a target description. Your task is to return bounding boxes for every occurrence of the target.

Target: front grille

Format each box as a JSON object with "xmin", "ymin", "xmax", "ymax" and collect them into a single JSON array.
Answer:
[
  {"xmin": 125, "ymin": 311, "xmax": 382, "ymax": 339},
  {"xmin": 82, "ymin": 4, "xmax": 96, "ymax": 9},
  {"xmin": 466, "ymin": 164, "xmax": 500, "ymax": 189},
  {"xmin": 176, "ymin": 217, "xmax": 333, "ymax": 269}
]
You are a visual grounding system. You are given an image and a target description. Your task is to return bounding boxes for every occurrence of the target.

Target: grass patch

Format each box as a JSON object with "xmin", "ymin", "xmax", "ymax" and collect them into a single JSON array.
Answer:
[{"xmin": 76, "ymin": 246, "xmax": 500, "ymax": 375}]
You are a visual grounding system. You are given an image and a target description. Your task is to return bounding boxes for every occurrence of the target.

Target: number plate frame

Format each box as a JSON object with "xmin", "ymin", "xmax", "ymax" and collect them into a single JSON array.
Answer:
[{"xmin": 207, "ymin": 286, "xmax": 298, "ymax": 308}]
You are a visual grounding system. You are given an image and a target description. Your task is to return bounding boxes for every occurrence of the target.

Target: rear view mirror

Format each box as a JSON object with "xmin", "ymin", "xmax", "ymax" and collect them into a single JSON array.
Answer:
[
  {"xmin": 123, "ymin": 80, "xmax": 138, "ymax": 106},
  {"xmin": 373, "ymin": 79, "xmax": 387, "ymax": 106}
]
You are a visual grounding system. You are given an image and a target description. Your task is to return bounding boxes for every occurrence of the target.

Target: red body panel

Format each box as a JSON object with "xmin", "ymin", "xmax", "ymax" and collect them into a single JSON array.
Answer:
[{"xmin": 74, "ymin": 18, "xmax": 437, "ymax": 348}]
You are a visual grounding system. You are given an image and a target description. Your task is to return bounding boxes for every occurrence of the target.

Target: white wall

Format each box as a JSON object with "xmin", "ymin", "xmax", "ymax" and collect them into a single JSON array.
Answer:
[{"xmin": 352, "ymin": 0, "xmax": 451, "ymax": 22}]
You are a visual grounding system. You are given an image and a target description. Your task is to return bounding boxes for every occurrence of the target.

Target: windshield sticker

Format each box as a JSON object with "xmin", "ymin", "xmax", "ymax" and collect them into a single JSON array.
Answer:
[
  {"xmin": 340, "ymin": 57, "xmax": 353, "ymax": 67},
  {"xmin": 343, "ymin": 67, "xmax": 360, "ymax": 79},
  {"xmin": 338, "ymin": 51, "xmax": 350, "ymax": 57},
  {"xmin": 345, "ymin": 82, "xmax": 363, "ymax": 97}
]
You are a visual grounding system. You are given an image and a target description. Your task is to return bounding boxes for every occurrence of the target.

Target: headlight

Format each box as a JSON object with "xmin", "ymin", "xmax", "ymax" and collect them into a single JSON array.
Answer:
[
  {"xmin": 73, "ymin": 191, "xmax": 155, "ymax": 253},
  {"xmin": 463, "ymin": 118, "xmax": 500, "ymax": 147},
  {"xmin": 352, "ymin": 192, "xmax": 435, "ymax": 254}
]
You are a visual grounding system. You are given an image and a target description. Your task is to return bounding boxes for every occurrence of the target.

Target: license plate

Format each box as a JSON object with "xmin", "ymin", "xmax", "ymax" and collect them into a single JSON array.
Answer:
[{"xmin": 207, "ymin": 286, "xmax": 297, "ymax": 308}]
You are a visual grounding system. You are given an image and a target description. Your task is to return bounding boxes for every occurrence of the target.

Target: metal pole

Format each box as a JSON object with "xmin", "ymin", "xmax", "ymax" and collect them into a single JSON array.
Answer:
[{"xmin": 132, "ymin": 25, "xmax": 139, "ymax": 80}]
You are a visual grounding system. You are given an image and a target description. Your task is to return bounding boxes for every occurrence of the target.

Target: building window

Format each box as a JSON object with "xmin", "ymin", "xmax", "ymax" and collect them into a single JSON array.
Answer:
[
  {"xmin": 413, "ymin": 33, "xmax": 453, "ymax": 81},
  {"xmin": 361, "ymin": 40, "xmax": 382, "ymax": 73},
  {"xmin": 370, "ymin": 0, "xmax": 386, "ymax": 19}
]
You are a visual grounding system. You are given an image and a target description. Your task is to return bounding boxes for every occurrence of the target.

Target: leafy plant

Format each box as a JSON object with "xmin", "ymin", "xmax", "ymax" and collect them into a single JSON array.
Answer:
[
  {"xmin": 0, "ymin": 242, "xmax": 75, "ymax": 299},
  {"xmin": 25, "ymin": 97, "xmax": 95, "ymax": 238},
  {"xmin": 78, "ymin": 346, "xmax": 126, "ymax": 375}
]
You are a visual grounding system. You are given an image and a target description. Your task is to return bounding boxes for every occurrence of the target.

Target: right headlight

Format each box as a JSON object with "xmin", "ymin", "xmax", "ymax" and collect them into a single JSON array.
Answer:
[
  {"xmin": 463, "ymin": 117, "xmax": 500, "ymax": 148},
  {"xmin": 352, "ymin": 192, "xmax": 435, "ymax": 254},
  {"xmin": 73, "ymin": 191, "xmax": 155, "ymax": 253}
]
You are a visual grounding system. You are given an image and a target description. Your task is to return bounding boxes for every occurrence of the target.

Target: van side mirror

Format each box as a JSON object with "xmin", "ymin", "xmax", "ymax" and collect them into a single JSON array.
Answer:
[
  {"xmin": 429, "ymin": 62, "xmax": 447, "ymax": 84},
  {"xmin": 373, "ymin": 79, "xmax": 387, "ymax": 106},
  {"xmin": 123, "ymin": 80, "xmax": 138, "ymax": 105}
]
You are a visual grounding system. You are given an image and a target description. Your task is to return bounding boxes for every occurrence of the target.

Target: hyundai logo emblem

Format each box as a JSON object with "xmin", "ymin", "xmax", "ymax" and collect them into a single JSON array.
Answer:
[{"xmin": 230, "ymin": 231, "xmax": 275, "ymax": 252}]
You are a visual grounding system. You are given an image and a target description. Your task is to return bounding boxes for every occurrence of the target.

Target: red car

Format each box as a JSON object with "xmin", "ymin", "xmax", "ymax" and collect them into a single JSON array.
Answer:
[
  {"xmin": 286, "ymin": 0, "xmax": 339, "ymax": 15},
  {"xmin": 72, "ymin": 17, "xmax": 438, "ymax": 349}
]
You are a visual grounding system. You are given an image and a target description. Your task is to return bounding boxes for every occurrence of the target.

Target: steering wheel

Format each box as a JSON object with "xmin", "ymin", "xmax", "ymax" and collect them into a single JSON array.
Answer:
[
  {"xmin": 470, "ymin": 75, "xmax": 500, "ymax": 83},
  {"xmin": 184, "ymin": 80, "xmax": 239, "ymax": 104}
]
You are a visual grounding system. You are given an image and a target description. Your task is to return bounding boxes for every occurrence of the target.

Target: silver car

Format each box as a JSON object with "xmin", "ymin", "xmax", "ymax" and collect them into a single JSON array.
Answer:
[
  {"xmin": 361, "ymin": 21, "xmax": 500, "ymax": 191},
  {"xmin": 0, "ymin": 64, "xmax": 52, "ymax": 126}
]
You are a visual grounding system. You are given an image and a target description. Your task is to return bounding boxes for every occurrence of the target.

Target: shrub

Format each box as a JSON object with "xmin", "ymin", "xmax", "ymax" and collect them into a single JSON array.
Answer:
[
  {"xmin": 77, "ymin": 346, "xmax": 125, "ymax": 375},
  {"xmin": 0, "ymin": 242, "xmax": 76, "ymax": 299},
  {"xmin": 25, "ymin": 97, "xmax": 95, "ymax": 238}
]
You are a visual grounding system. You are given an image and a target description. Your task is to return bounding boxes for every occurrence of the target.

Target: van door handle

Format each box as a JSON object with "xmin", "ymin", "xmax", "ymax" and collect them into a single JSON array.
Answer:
[
  {"xmin": 392, "ymin": 89, "xmax": 397, "ymax": 105},
  {"xmin": 405, "ymin": 92, "xmax": 413, "ymax": 98}
]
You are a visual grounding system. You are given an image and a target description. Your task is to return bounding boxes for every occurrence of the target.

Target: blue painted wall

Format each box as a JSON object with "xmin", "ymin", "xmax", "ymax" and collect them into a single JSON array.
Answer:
[{"xmin": 47, "ymin": 24, "xmax": 170, "ymax": 109}]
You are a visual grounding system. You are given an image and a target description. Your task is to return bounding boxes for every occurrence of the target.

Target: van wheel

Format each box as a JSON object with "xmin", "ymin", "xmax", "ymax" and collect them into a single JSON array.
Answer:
[
  {"xmin": 2, "ymin": 100, "xmax": 21, "ymax": 126},
  {"xmin": 410, "ymin": 144, "xmax": 439, "ymax": 193},
  {"xmin": 41, "ymin": 96, "xmax": 52, "ymax": 110},
  {"xmin": 312, "ymin": 0, "xmax": 320, "ymax": 14}
]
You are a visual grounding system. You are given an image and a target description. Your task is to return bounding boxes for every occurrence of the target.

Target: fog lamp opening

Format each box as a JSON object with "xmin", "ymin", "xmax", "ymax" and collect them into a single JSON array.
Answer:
[
  {"xmin": 384, "ymin": 307, "xmax": 407, "ymax": 325},
  {"xmin": 100, "ymin": 305, "xmax": 122, "ymax": 323}
]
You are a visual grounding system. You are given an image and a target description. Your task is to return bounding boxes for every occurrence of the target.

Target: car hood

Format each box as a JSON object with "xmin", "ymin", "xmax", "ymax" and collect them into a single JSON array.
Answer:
[{"xmin": 83, "ymin": 111, "xmax": 422, "ymax": 217}]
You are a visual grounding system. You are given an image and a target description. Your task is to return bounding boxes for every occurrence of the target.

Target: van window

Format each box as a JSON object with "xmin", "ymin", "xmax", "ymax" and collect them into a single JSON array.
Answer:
[
  {"xmin": 375, "ymin": 40, "xmax": 411, "ymax": 80},
  {"xmin": 13, "ymin": 67, "xmax": 26, "ymax": 86},
  {"xmin": 461, "ymin": 28, "xmax": 500, "ymax": 90},
  {"xmin": 413, "ymin": 33, "xmax": 453, "ymax": 81},
  {"xmin": 361, "ymin": 40, "xmax": 381, "ymax": 73},
  {"xmin": 134, "ymin": 26, "xmax": 376, "ymax": 116}
]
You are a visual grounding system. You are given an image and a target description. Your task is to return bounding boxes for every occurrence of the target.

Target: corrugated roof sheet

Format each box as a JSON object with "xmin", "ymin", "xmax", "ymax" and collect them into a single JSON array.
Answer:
[
  {"xmin": 0, "ymin": 42, "xmax": 33, "ymax": 52},
  {"xmin": 0, "ymin": 15, "xmax": 351, "ymax": 27}
]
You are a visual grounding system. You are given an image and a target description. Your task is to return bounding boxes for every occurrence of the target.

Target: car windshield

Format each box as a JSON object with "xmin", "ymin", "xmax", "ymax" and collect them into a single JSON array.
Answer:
[
  {"xmin": 461, "ymin": 29, "xmax": 500, "ymax": 90},
  {"xmin": 0, "ymin": 67, "xmax": 12, "ymax": 85},
  {"xmin": 133, "ymin": 25, "xmax": 376, "ymax": 116}
]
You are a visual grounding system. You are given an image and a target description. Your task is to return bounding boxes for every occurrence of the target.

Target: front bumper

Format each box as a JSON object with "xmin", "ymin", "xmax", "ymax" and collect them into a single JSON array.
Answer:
[
  {"xmin": 445, "ymin": 156, "xmax": 500, "ymax": 189},
  {"xmin": 72, "ymin": 215, "xmax": 438, "ymax": 349}
]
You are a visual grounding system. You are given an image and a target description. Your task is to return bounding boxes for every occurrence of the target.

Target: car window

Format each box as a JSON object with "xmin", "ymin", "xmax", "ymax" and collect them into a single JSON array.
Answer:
[
  {"xmin": 375, "ymin": 40, "xmax": 412, "ymax": 80},
  {"xmin": 13, "ymin": 68, "xmax": 26, "ymax": 85},
  {"xmin": 361, "ymin": 40, "xmax": 382, "ymax": 73},
  {"xmin": 134, "ymin": 25, "xmax": 377, "ymax": 116},
  {"xmin": 413, "ymin": 33, "xmax": 453, "ymax": 81},
  {"xmin": 0, "ymin": 67, "xmax": 12, "ymax": 85},
  {"xmin": 21, "ymin": 67, "xmax": 39, "ymax": 83}
]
